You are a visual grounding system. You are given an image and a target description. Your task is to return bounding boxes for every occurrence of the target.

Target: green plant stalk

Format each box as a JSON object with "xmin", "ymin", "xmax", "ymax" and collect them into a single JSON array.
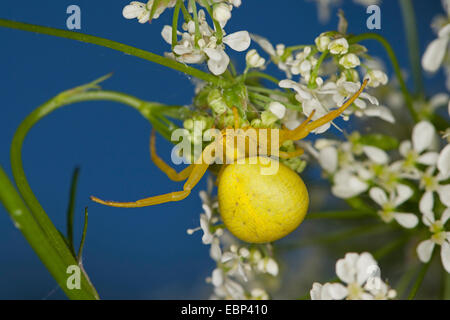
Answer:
[
  {"xmin": 348, "ymin": 32, "xmax": 419, "ymax": 122},
  {"xmin": 66, "ymin": 167, "xmax": 80, "ymax": 256},
  {"xmin": 0, "ymin": 19, "xmax": 224, "ymax": 86},
  {"xmin": 9, "ymin": 80, "xmax": 182, "ymax": 299},
  {"xmin": 399, "ymin": 0, "xmax": 424, "ymax": 96},
  {"xmin": 308, "ymin": 50, "xmax": 328, "ymax": 88},
  {"xmin": 0, "ymin": 166, "xmax": 98, "ymax": 299},
  {"xmin": 171, "ymin": 0, "xmax": 182, "ymax": 49},
  {"xmin": 408, "ymin": 249, "xmax": 435, "ymax": 300}
]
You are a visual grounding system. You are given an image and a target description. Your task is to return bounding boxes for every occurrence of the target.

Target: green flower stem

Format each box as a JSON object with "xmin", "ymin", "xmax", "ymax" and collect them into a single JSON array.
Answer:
[
  {"xmin": 308, "ymin": 50, "xmax": 328, "ymax": 88},
  {"xmin": 180, "ymin": 1, "xmax": 192, "ymax": 22},
  {"xmin": 0, "ymin": 19, "xmax": 224, "ymax": 86},
  {"xmin": 443, "ymin": 268, "xmax": 450, "ymax": 299},
  {"xmin": 0, "ymin": 165, "xmax": 99, "ymax": 300},
  {"xmin": 200, "ymin": 0, "xmax": 223, "ymax": 44},
  {"xmin": 348, "ymin": 32, "xmax": 419, "ymax": 122},
  {"xmin": 408, "ymin": 249, "xmax": 435, "ymax": 300},
  {"xmin": 189, "ymin": 0, "xmax": 201, "ymax": 43},
  {"xmin": 171, "ymin": 0, "xmax": 182, "ymax": 49},
  {"xmin": 244, "ymin": 71, "xmax": 280, "ymax": 85},
  {"xmin": 246, "ymin": 85, "xmax": 292, "ymax": 98},
  {"xmin": 399, "ymin": 0, "xmax": 424, "ymax": 96}
]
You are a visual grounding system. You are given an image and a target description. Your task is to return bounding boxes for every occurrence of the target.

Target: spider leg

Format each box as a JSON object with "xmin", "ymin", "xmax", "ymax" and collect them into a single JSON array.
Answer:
[
  {"xmin": 90, "ymin": 142, "xmax": 213, "ymax": 208},
  {"xmin": 282, "ymin": 78, "xmax": 369, "ymax": 142},
  {"xmin": 279, "ymin": 147, "xmax": 304, "ymax": 159},
  {"xmin": 150, "ymin": 129, "xmax": 193, "ymax": 182}
]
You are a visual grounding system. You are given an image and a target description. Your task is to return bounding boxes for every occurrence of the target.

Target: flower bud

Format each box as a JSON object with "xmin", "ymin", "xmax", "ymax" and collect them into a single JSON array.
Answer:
[
  {"xmin": 366, "ymin": 70, "xmax": 388, "ymax": 87},
  {"xmin": 339, "ymin": 53, "xmax": 360, "ymax": 69},
  {"xmin": 246, "ymin": 49, "xmax": 266, "ymax": 69},
  {"xmin": 207, "ymin": 89, "xmax": 228, "ymax": 115},
  {"xmin": 261, "ymin": 110, "xmax": 279, "ymax": 126},
  {"xmin": 315, "ymin": 33, "xmax": 331, "ymax": 52},
  {"xmin": 213, "ymin": 3, "xmax": 232, "ymax": 27},
  {"xmin": 328, "ymin": 38, "xmax": 349, "ymax": 55}
]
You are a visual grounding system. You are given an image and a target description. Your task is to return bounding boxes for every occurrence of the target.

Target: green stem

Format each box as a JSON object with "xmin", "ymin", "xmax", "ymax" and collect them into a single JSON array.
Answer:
[
  {"xmin": 190, "ymin": 0, "xmax": 201, "ymax": 43},
  {"xmin": 200, "ymin": 0, "xmax": 223, "ymax": 44},
  {"xmin": 180, "ymin": 1, "xmax": 192, "ymax": 22},
  {"xmin": 171, "ymin": 0, "xmax": 182, "ymax": 50},
  {"xmin": 244, "ymin": 71, "xmax": 280, "ymax": 85},
  {"xmin": 408, "ymin": 250, "xmax": 434, "ymax": 300},
  {"xmin": 8, "ymin": 78, "xmax": 182, "ymax": 299},
  {"xmin": 348, "ymin": 32, "xmax": 419, "ymax": 122},
  {"xmin": 308, "ymin": 50, "xmax": 328, "ymax": 88},
  {"xmin": 66, "ymin": 167, "xmax": 80, "ymax": 256},
  {"xmin": 0, "ymin": 19, "xmax": 224, "ymax": 86},
  {"xmin": 0, "ymin": 166, "xmax": 98, "ymax": 300},
  {"xmin": 399, "ymin": 0, "xmax": 424, "ymax": 96}
]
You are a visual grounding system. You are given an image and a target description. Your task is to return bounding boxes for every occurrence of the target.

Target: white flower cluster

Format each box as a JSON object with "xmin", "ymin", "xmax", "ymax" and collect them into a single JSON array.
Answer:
[
  {"xmin": 251, "ymin": 32, "xmax": 390, "ymax": 134},
  {"xmin": 310, "ymin": 252, "xmax": 396, "ymax": 300},
  {"xmin": 310, "ymin": 117, "xmax": 450, "ymax": 272},
  {"xmin": 187, "ymin": 177, "xmax": 280, "ymax": 299}
]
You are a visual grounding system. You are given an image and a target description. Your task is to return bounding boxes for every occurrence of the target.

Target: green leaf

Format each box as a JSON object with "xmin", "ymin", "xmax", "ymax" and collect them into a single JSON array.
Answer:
[
  {"xmin": 77, "ymin": 208, "xmax": 89, "ymax": 264},
  {"xmin": 67, "ymin": 167, "xmax": 80, "ymax": 257}
]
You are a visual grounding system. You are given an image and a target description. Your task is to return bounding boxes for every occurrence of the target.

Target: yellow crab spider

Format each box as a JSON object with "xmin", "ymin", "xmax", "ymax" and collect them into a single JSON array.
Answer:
[{"xmin": 91, "ymin": 79, "xmax": 369, "ymax": 243}]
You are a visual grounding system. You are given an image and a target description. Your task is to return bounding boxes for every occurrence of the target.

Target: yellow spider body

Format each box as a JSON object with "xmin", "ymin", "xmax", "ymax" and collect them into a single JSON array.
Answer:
[
  {"xmin": 218, "ymin": 157, "xmax": 308, "ymax": 243},
  {"xmin": 91, "ymin": 79, "xmax": 368, "ymax": 243}
]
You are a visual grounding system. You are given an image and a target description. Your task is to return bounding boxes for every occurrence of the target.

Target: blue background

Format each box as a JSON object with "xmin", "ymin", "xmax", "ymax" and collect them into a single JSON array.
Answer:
[{"xmin": 0, "ymin": 0, "xmax": 445, "ymax": 299}]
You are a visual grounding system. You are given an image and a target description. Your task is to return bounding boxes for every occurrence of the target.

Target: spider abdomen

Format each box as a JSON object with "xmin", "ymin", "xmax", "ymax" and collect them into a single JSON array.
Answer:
[{"xmin": 217, "ymin": 157, "xmax": 309, "ymax": 243}]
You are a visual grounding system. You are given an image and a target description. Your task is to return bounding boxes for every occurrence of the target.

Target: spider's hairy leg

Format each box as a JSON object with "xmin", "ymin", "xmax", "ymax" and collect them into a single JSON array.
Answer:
[
  {"xmin": 150, "ymin": 129, "xmax": 193, "ymax": 182},
  {"xmin": 281, "ymin": 78, "xmax": 369, "ymax": 142},
  {"xmin": 90, "ymin": 143, "xmax": 214, "ymax": 208}
]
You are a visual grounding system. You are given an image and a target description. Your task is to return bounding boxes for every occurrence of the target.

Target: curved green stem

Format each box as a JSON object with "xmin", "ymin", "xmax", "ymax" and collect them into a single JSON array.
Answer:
[
  {"xmin": 8, "ymin": 76, "xmax": 184, "ymax": 299},
  {"xmin": 0, "ymin": 18, "xmax": 224, "ymax": 86},
  {"xmin": 408, "ymin": 249, "xmax": 435, "ymax": 300},
  {"xmin": 308, "ymin": 50, "xmax": 328, "ymax": 88},
  {"xmin": 348, "ymin": 32, "xmax": 419, "ymax": 122}
]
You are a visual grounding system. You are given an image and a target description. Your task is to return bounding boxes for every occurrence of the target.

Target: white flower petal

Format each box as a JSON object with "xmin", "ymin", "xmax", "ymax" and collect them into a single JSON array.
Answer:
[
  {"xmin": 319, "ymin": 146, "xmax": 338, "ymax": 173},
  {"xmin": 310, "ymin": 283, "xmax": 323, "ymax": 300},
  {"xmin": 394, "ymin": 184, "xmax": 413, "ymax": 206},
  {"xmin": 442, "ymin": 208, "xmax": 450, "ymax": 225},
  {"xmin": 399, "ymin": 141, "xmax": 412, "ymax": 157},
  {"xmin": 206, "ymin": 50, "xmax": 230, "ymax": 75},
  {"xmin": 268, "ymin": 101, "xmax": 286, "ymax": 119},
  {"xmin": 336, "ymin": 253, "xmax": 358, "ymax": 284},
  {"xmin": 356, "ymin": 252, "xmax": 377, "ymax": 285},
  {"xmin": 437, "ymin": 184, "xmax": 450, "ymax": 207},
  {"xmin": 250, "ymin": 34, "xmax": 276, "ymax": 56},
  {"xmin": 417, "ymin": 152, "xmax": 439, "ymax": 165},
  {"xmin": 363, "ymin": 146, "xmax": 389, "ymax": 164},
  {"xmin": 393, "ymin": 212, "xmax": 419, "ymax": 228},
  {"xmin": 412, "ymin": 121, "xmax": 435, "ymax": 154},
  {"xmin": 441, "ymin": 241, "xmax": 450, "ymax": 273},
  {"xmin": 422, "ymin": 37, "xmax": 449, "ymax": 73},
  {"xmin": 438, "ymin": 144, "xmax": 450, "ymax": 176},
  {"xmin": 223, "ymin": 31, "xmax": 251, "ymax": 52},
  {"xmin": 363, "ymin": 105, "xmax": 395, "ymax": 123},
  {"xmin": 419, "ymin": 191, "xmax": 435, "ymax": 225},
  {"xmin": 369, "ymin": 187, "xmax": 388, "ymax": 206},
  {"xmin": 161, "ymin": 25, "xmax": 173, "ymax": 44},
  {"xmin": 417, "ymin": 239, "xmax": 435, "ymax": 263},
  {"xmin": 328, "ymin": 283, "xmax": 348, "ymax": 300},
  {"xmin": 123, "ymin": 3, "xmax": 146, "ymax": 19}
]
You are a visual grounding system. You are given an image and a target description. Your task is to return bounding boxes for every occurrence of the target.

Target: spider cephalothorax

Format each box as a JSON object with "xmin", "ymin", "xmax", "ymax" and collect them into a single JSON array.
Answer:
[{"xmin": 91, "ymin": 79, "xmax": 368, "ymax": 242}]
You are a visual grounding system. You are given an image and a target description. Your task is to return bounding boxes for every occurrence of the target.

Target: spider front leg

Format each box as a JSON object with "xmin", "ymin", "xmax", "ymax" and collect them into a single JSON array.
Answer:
[
  {"xmin": 90, "ymin": 142, "xmax": 214, "ymax": 208},
  {"xmin": 150, "ymin": 129, "xmax": 193, "ymax": 182},
  {"xmin": 281, "ymin": 78, "xmax": 369, "ymax": 142}
]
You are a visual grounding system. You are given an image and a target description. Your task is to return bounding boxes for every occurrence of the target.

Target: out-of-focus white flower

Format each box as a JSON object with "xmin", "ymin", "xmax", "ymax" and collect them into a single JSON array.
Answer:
[
  {"xmin": 328, "ymin": 38, "xmax": 349, "ymax": 55},
  {"xmin": 422, "ymin": 23, "xmax": 450, "ymax": 72},
  {"xmin": 369, "ymin": 185, "xmax": 418, "ymax": 228},
  {"xmin": 256, "ymin": 257, "xmax": 279, "ymax": 276},
  {"xmin": 245, "ymin": 49, "xmax": 266, "ymax": 69},
  {"xmin": 332, "ymin": 168, "xmax": 369, "ymax": 199},
  {"xmin": 339, "ymin": 53, "xmax": 361, "ymax": 69},
  {"xmin": 416, "ymin": 208, "xmax": 450, "ymax": 273},
  {"xmin": 311, "ymin": 252, "xmax": 396, "ymax": 300},
  {"xmin": 249, "ymin": 288, "xmax": 269, "ymax": 300}
]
